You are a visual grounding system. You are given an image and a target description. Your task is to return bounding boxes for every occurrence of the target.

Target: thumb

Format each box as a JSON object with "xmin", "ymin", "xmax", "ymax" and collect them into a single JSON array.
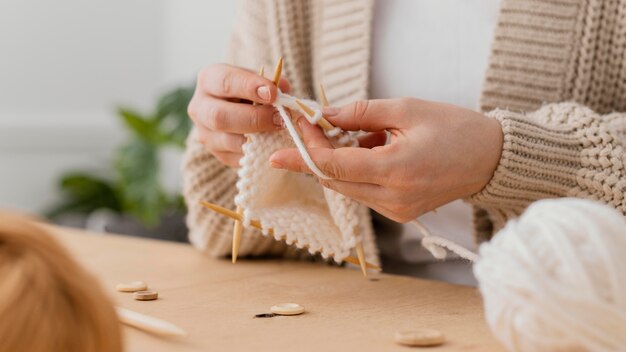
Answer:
[{"xmin": 322, "ymin": 99, "xmax": 406, "ymax": 132}]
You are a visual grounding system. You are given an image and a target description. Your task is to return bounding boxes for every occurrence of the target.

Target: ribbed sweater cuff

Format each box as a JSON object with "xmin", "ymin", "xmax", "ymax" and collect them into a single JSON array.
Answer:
[{"xmin": 467, "ymin": 108, "xmax": 582, "ymax": 219}]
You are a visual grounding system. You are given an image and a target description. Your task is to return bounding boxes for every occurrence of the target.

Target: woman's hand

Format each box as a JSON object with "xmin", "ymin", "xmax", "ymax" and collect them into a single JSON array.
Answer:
[
  {"xmin": 187, "ymin": 64, "xmax": 290, "ymax": 167},
  {"xmin": 269, "ymin": 98, "xmax": 503, "ymax": 222}
]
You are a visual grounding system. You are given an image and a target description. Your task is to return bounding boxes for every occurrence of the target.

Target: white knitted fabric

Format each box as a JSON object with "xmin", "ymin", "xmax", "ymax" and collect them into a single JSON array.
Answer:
[{"xmin": 235, "ymin": 92, "xmax": 379, "ymax": 265}]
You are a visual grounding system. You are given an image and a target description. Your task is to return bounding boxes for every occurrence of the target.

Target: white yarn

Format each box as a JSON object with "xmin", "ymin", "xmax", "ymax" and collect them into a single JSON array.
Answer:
[
  {"xmin": 410, "ymin": 219, "xmax": 479, "ymax": 262},
  {"xmin": 234, "ymin": 91, "xmax": 380, "ymax": 265},
  {"xmin": 474, "ymin": 198, "xmax": 626, "ymax": 352},
  {"xmin": 272, "ymin": 91, "xmax": 359, "ymax": 180},
  {"xmin": 252, "ymin": 91, "xmax": 626, "ymax": 351}
]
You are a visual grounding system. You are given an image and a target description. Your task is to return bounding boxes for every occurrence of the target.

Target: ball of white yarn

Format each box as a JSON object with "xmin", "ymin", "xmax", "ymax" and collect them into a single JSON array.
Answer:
[{"xmin": 474, "ymin": 198, "xmax": 626, "ymax": 352}]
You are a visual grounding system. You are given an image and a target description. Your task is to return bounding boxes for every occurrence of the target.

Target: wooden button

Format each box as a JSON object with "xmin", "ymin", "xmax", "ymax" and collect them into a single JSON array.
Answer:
[
  {"xmin": 270, "ymin": 303, "xmax": 304, "ymax": 316},
  {"xmin": 394, "ymin": 329, "xmax": 445, "ymax": 347},
  {"xmin": 133, "ymin": 290, "xmax": 159, "ymax": 301},
  {"xmin": 116, "ymin": 281, "xmax": 148, "ymax": 292}
]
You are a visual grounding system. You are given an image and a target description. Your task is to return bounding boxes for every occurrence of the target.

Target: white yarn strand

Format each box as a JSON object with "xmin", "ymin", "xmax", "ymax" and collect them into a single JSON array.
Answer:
[
  {"xmin": 273, "ymin": 92, "xmax": 331, "ymax": 180},
  {"xmin": 409, "ymin": 219, "xmax": 479, "ymax": 262},
  {"xmin": 272, "ymin": 91, "xmax": 361, "ymax": 181},
  {"xmin": 274, "ymin": 104, "xmax": 331, "ymax": 180}
]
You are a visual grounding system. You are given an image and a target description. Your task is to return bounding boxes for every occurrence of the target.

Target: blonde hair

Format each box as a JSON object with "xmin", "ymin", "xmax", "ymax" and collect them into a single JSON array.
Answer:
[{"xmin": 0, "ymin": 212, "xmax": 122, "ymax": 352}]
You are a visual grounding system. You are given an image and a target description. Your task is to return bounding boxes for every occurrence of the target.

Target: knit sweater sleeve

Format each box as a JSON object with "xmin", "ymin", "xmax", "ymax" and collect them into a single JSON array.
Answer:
[{"xmin": 467, "ymin": 102, "xmax": 626, "ymax": 240}]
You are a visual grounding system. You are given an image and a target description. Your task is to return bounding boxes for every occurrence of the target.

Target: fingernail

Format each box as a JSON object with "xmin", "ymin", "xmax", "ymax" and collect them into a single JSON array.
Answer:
[
  {"xmin": 269, "ymin": 159, "xmax": 283, "ymax": 168},
  {"xmin": 273, "ymin": 111, "xmax": 284, "ymax": 128},
  {"xmin": 323, "ymin": 107, "xmax": 340, "ymax": 116},
  {"xmin": 257, "ymin": 86, "xmax": 271, "ymax": 101}
]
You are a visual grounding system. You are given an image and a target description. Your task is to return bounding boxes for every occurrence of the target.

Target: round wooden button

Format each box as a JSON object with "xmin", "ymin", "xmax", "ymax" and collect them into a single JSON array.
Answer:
[
  {"xmin": 394, "ymin": 329, "xmax": 445, "ymax": 347},
  {"xmin": 270, "ymin": 303, "xmax": 305, "ymax": 316},
  {"xmin": 116, "ymin": 281, "xmax": 148, "ymax": 292},
  {"xmin": 133, "ymin": 290, "xmax": 158, "ymax": 301}
]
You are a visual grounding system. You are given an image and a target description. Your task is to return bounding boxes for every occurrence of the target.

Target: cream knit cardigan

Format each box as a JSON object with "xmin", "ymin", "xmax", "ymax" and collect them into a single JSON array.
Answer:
[{"xmin": 183, "ymin": 0, "xmax": 626, "ymax": 257}]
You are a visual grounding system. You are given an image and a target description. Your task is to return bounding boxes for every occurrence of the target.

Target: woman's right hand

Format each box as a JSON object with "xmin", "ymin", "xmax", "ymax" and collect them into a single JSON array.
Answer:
[{"xmin": 188, "ymin": 64, "xmax": 290, "ymax": 167}]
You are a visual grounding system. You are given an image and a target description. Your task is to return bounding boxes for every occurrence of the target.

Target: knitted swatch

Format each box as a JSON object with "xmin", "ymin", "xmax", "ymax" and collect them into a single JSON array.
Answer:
[{"xmin": 235, "ymin": 92, "xmax": 379, "ymax": 264}]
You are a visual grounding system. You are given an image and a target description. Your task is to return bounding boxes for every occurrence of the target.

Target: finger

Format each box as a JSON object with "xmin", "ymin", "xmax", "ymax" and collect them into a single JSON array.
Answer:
[
  {"xmin": 357, "ymin": 131, "xmax": 387, "ymax": 148},
  {"xmin": 269, "ymin": 146, "xmax": 387, "ymax": 184},
  {"xmin": 202, "ymin": 131, "xmax": 246, "ymax": 153},
  {"xmin": 193, "ymin": 96, "xmax": 282, "ymax": 133},
  {"xmin": 213, "ymin": 151, "xmax": 243, "ymax": 168},
  {"xmin": 319, "ymin": 179, "xmax": 383, "ymax": 202},
  {"xmin": 198, "ymin": 64, "xmax": 278, "ymax": 104},
  {"xmin": 278, "ymin": 77, "xmax": 291, "ymax": 94},
  {"xmin": 322, "ymin": 99, "xmax": 408, "ymax": 132},
  {"xmin": 297, "ymin": 116, "xmax": 387, "ymax": 149},
  {"xmin": 296, "ymin": 117, "xmax": 333, "ymax": 148},
  {"xmin": 319, "ymin": 180, "xmax": 401, "ymax": 221}
]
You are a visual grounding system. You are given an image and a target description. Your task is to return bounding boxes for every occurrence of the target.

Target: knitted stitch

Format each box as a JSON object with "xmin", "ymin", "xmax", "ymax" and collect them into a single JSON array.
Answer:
[
  {"xmin": 183, "ymin": 0, "xmax": 626, "ymax": 260},
  {"xmin": 235, "ymin": 91, "xmax": 371, "ymax": 263}
]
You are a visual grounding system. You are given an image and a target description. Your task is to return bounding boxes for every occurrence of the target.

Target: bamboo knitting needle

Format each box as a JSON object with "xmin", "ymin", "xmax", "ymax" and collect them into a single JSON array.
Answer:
[
  {"xmin": 200, "ymin": 201, "xmax": 380, "ymax": 270},
  {"xmin": 355, "ymin": 242, "xmax": 368, "ymax": 277},
  {"xmin": 272, "ymin": 57, "xmax": 283, "ymax": 86},
  {"xmin": 295, "ymin": 99, "xmax": 335, "ymax": 132},
  {"xmin": 319, "ymin": 84, "xmax": 329, "ymax": 108}
]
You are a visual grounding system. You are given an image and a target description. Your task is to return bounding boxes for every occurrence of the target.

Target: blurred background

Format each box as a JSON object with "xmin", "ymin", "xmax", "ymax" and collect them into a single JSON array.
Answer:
[{"xmin": 0, "ymin": 0, "xmax": 239, "ymax": 241}]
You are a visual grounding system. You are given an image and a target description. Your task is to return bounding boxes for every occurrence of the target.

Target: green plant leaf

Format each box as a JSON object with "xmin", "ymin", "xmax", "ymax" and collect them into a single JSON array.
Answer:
[
  {"xmin": 47, "ymin": 84, "xmax": 194, "ymax": 228},
  {"xmin": 115, "ymin": 139, "xmax": 165, "ymax": 226},
  {"xmin": 45, "ymin": 173, "xmax": 121, "ymax": 219},
  {"xmin": 118, "ymin": 108, "xmax": 161, "ymax": 142},
  {"xmin": 155, "ymin": 86, "xmax": 194, "ymax": 121},
  {"xmin": 154, "ymin": 86, "xmax": 195, "ymax": 147}
]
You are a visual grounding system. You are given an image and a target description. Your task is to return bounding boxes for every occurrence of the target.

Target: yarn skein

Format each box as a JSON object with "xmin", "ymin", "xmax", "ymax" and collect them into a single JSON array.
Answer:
[
  {"xmin": 474, "ymin": 198, "xmax": 626, "ymax": 352},
  {"xmin": 0, "ymin": 212, "xmax": 123, "ymax": 352}
]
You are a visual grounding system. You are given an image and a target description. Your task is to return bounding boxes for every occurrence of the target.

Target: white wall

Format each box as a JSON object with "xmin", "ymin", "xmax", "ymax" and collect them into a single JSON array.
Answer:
[{"xmin": 0, "ymin": 0, "xmax": 238, "ymax": 213}]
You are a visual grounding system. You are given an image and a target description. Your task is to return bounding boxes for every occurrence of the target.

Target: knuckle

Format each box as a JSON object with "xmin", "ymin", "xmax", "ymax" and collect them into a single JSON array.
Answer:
[
  {"xmin": 208, "ymin": 106, "xmax": 228, "ymax": 130},
  {"xmin": 249, "ymin": 107, "xmax": 263, "ymax": 131},
  {"xmin": 242, "ymin": 76, "xmax": 257, "ymax": 99},
  {"xmin": 218, "ymin": 70, "xmax": 233, "ymax": 95},
  {"xmin": 323, "ymin": 161, "xmax": 345, "ymax": 180},
  {"xmin": 352, "ymin": 99, "xmax": 370, "ymax": 122}
]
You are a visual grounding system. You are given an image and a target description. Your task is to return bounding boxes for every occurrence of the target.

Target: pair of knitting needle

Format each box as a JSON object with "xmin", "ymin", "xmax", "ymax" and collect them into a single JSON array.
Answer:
[
  {"xmin": 213, "ymin": 57, "xmax": 375, "ymax": 274},
  {"xmin": 202, "ymin": 201, "xmax": 379, "ymax": 270}
]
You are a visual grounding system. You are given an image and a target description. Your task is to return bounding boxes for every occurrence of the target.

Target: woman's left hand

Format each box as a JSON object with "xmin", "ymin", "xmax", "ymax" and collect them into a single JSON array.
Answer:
[{"xmin": 269, "ymin": 98, "xmax": 503, "ymax": 222}]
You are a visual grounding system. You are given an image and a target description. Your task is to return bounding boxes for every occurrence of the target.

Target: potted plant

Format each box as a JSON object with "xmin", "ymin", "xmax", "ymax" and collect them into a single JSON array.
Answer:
[{"xmin": 46, "ymin": 86, "xmax": 194, "ymax": 242}]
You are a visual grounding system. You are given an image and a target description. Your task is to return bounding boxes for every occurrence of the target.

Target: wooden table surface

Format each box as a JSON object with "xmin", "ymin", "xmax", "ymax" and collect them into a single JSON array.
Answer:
[{"xmin": 48, "ymin": 225, "xmax": 504, "ymax": 352}]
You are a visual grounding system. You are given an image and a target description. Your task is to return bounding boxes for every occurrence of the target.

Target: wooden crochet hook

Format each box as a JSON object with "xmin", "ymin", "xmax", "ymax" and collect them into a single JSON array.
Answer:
[
  {"xmin": 201, "ymin": 201, "xmax": 380, "ymax": 271},
  {"xmin": 232, "ymin": 65, "xmax": 267, "ymax": 264}
]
